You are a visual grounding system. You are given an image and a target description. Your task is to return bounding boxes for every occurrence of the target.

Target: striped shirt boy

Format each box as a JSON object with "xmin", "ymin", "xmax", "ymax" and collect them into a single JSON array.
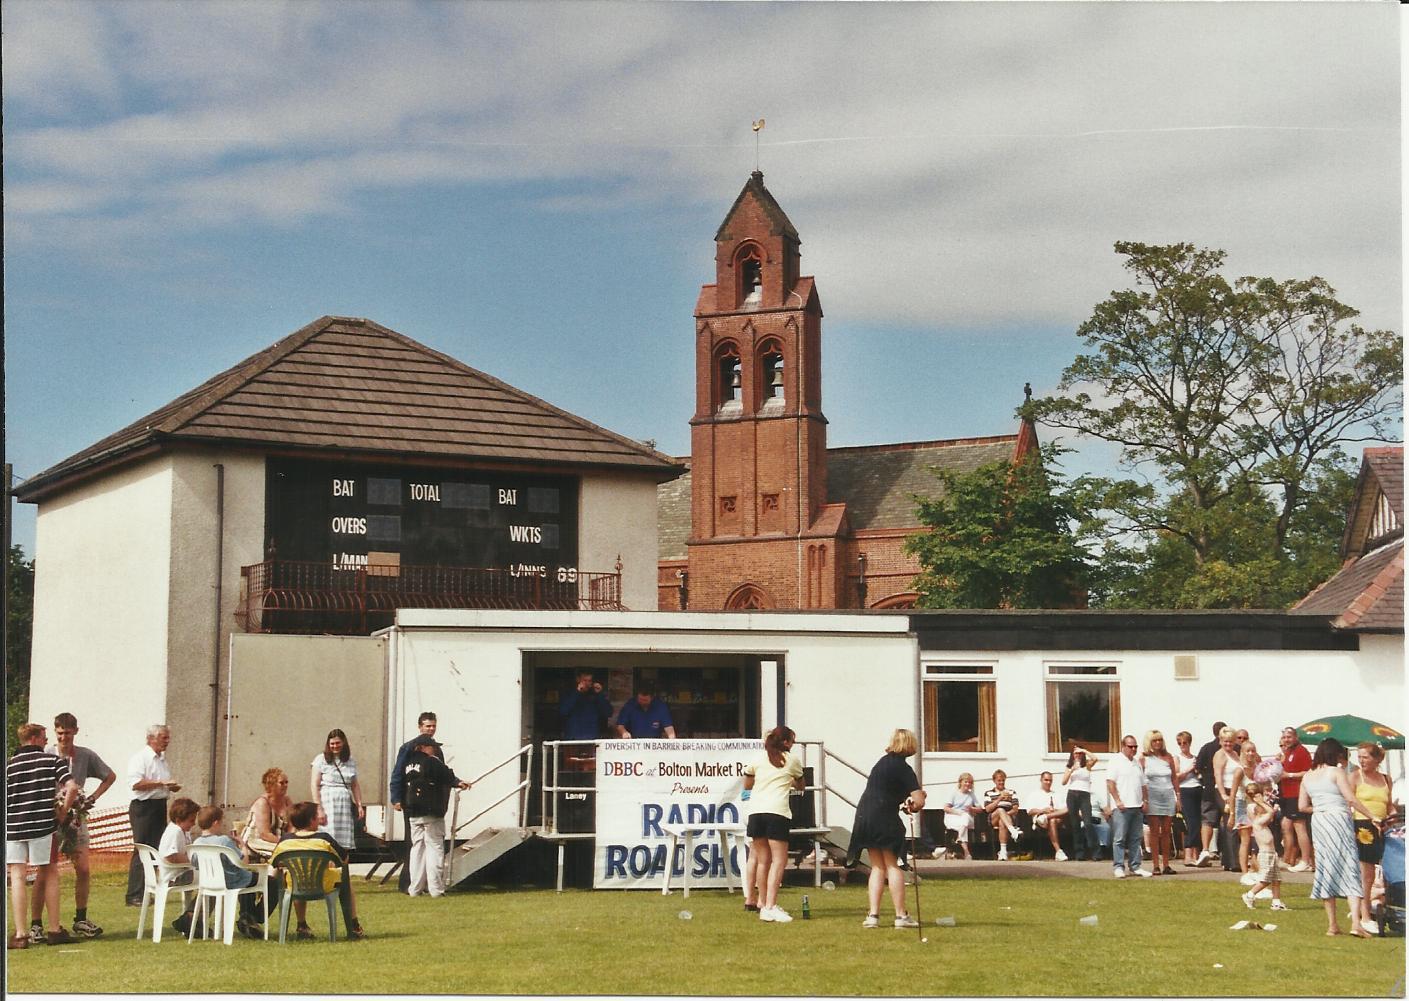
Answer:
[{"xmin": 6, "ymin": 746, "xmax": 72, "ymax": 842}]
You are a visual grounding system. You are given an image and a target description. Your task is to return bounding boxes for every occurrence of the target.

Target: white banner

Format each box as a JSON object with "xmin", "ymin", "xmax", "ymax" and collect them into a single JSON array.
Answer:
[{"xmin": 594, "ymin": 738, "xmax": 763, "ymax": 889}]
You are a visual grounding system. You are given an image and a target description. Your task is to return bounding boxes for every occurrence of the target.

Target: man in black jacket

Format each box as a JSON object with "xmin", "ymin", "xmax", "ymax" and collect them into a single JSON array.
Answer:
[
  {"xmin": 403, "ymin": 735, "xmax": 469, "ymax": 898},
  {"xmin": 389, "ymin": 711, "xmax": 438, "ymax": 892}
]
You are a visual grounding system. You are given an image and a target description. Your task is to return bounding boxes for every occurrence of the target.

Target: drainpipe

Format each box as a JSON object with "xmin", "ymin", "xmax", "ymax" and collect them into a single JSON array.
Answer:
[{"xmin": 208, "ymin": 463, "xmax": 225, "ymax": 803}]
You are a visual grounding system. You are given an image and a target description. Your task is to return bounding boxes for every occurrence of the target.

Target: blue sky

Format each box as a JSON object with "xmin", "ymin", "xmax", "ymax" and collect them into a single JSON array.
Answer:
[{"xmin": 4, "ymin": 1, "xmax": 1402, "ymax": 558}]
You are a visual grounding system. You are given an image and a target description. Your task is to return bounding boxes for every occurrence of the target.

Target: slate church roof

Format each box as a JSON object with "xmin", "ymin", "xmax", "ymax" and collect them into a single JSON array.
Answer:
[
  {"xmin": 1295, "ymin": 447, "xmax": 1404, "ymax": 633},
  {"xmin": 18, "ymin": 316, "xmax": 682, "ymax": 502},
  {"xmin": 657, "ymin": 434, "xmax": 1024, "ymax": 561}
]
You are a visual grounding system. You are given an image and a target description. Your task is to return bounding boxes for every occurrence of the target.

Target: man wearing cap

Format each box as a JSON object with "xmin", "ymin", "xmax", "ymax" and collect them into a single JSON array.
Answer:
[
  {"xmin": 389, "ymin": 711, "xmax": 438, "ymax": 893},
  {"xmin": 400, "ymin": 735, "xmax": 470, "ymax": 898}
]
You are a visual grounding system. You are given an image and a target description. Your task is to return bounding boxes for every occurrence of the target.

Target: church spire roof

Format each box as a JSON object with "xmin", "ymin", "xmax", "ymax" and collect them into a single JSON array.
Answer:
[{"xmin": 714, "ymin": 171, "xmax": 800, "ymax": 243}]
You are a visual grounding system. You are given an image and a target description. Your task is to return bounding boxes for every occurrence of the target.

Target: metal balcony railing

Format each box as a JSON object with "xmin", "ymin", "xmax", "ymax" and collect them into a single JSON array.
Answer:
[{"xmin": 235, "ymin": 559, "xmax": 623, "ymax": 634}]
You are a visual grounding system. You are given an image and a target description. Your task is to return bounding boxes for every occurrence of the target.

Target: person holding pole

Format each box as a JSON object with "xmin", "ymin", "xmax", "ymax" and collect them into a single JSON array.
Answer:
[
  {"xmin": 741, "ymin": 726, "xmax": 804, "ymax": 923},
  {"xmin": 846, "ymin": 729, "xmax": 926, "ymax": 929}
]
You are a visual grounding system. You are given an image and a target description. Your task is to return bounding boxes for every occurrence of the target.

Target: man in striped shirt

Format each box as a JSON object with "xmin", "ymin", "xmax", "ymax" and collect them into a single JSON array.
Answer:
[{"xmin": 6, "ymin": 723, "xmax": 81, "ymax": 949}]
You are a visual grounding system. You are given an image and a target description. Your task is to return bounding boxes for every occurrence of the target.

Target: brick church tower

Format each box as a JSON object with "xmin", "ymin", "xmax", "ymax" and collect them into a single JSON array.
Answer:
[{"xmin": 684, "ymin": 171, "xmax": 849, "ymax": 609}]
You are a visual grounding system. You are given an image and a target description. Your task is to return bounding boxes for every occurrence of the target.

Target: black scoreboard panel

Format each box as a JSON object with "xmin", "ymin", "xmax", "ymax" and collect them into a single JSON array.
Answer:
[{"xmin": 265, "ymin": 458, "xmax": 580, "ymax": 574}]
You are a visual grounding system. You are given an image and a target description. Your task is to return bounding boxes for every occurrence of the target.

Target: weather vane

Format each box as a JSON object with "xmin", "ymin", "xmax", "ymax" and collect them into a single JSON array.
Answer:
[{"xmin": 752, "ymin": 118, "xmax": 765, "ymax": 172}]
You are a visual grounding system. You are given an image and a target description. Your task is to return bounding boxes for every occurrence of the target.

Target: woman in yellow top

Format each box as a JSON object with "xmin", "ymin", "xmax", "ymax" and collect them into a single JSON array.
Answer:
[
  {"xmin": 741, "ymin": 726, "xmax": 805, "ymax": 923},
  {"xmin": 1349, "ymin": 741, "xmax": 1395, "ymax": 936}
]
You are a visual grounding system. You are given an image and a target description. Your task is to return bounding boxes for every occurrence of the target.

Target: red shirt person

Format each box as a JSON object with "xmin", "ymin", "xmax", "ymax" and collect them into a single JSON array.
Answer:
[{"xmin": 1277, "ymin": 727, "xmax": 1314, "ymax": 871}]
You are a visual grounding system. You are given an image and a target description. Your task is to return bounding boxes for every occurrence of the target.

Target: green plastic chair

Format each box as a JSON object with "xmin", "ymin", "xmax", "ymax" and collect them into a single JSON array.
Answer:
[{"xmin": 274, "ymin": 850, "xmax": 340, "ymax": 943}]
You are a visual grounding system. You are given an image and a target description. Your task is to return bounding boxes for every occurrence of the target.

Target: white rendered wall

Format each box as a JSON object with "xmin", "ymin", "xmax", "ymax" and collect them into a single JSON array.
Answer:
[
  {"xmin": 578, "ymin": 474, "xmax": 661, "ymax": 610},
  {"xmin": 918, "ymin": 641, "xmax": 1406, "ymax": 798},
  {"xmin": 28, "ymin": 456, "xmax": 176, "ymax": 783},
  {"xmin": 164, "ymin": 449, "xmax": 266, "ymax": 800},
  {"xmin": 387, "ymin": 610, "xmax": 916, "ymax": 832}
]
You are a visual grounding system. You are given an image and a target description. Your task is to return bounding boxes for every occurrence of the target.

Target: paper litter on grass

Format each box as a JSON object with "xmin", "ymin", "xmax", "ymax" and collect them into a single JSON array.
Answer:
[{"xmin": 1229, "ymin": 920, "xmax": 1277, "ymax": 931}]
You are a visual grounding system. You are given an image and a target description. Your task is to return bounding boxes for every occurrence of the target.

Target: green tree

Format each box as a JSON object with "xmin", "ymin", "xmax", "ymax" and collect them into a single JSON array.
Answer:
[
  {"xmin": 1032, "ymin": 242, "xmax": 1400, "ymax": 608},
  {"xmin": 905, "ymin": 446, "xmax": 1093, "ymax": 608},
  {"xmin": 6, "ymin": 544, "xmax": 35, "ymax": 754}
]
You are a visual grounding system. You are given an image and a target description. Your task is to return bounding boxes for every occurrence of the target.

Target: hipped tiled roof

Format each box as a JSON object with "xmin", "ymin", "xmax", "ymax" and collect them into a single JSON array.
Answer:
[
  {"xmin": 1295, "ymin": 540, "xmax": 1404, "ymax": 632},
  {"xmin": 18, "ymin": 316, "xmax": 682, "ymax": 502},
  {"xmin": 656, "ymin": 436, "xmax": 1020, "ymax": 559}
]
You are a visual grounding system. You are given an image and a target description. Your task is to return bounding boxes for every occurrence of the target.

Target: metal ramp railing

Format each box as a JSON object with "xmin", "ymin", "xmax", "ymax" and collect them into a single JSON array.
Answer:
[{"xmin": 442, "ymin": 743, "xmax": 536, "ymax": 888}]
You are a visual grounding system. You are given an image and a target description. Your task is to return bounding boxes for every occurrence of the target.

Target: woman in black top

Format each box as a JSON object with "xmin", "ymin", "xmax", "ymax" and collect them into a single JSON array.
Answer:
[{"xmin": 846, "ymin": 729, "xmax": 927, "ymax": 929}]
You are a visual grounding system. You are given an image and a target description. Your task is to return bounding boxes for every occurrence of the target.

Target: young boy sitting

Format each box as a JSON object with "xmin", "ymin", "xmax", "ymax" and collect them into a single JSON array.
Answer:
[
  {"xmin": 191, "ymin": 805, "xmax": 274, "ymax": 939},
  {"xmin": 1241, "ymin": 783, "xmax": 1288, "ymax": 912},
  {"xmin": 158, "ymin": 798, "xmax": 200, "ymax": 935},
  {"xmin": 268, "ymin": 801, "xmax": 365, "ymax": 940}
]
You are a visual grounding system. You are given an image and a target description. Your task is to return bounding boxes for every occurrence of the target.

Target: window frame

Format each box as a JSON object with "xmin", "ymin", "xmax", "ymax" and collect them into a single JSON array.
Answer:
[
  {"xmin": 1042, "ymin": 661, "xmax": 1122, "ymax": 756},
  {"xmin": 920, "ymin": 660, "xmax": 999, "ymax": 757}
]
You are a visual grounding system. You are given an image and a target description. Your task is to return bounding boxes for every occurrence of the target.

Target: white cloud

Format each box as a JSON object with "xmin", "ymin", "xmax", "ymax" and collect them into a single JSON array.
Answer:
[{"xmin": 3, "ymin": 0, "xmax": 1399, "ymax": 331}]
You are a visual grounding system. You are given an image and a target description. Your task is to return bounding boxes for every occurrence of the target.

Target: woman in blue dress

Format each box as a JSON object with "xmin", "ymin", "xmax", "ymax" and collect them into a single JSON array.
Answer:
[{"xmin": 311, "ymin": 729, "xmax": 365, "ymax": 852}]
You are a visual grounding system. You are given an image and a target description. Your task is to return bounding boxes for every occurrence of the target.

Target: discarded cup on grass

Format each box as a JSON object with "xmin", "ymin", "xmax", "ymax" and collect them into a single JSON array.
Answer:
[
  {"xmin": 1078, "ymin": 914, "xmax": 1098, "ymax": 927},
  {"xmin": 678, "ymin": 910, "xmax": 693, "ymax": 921},
  {"xmin": 822, "ymin": 880, "xmax": 836, "ymax": 891},
  {"xmin": 934, "ymin": 916, "xmax": 956, "ymax": 927}
]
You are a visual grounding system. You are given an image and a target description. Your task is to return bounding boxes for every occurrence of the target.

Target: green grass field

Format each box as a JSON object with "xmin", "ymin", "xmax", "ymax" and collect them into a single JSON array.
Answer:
[{"xmin": 5, "ymin": 865, "xmax": 1405, "ymax": 996}]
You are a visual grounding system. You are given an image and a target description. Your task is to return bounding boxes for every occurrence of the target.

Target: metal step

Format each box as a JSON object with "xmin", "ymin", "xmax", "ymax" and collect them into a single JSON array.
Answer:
[{"xmin": 447, "ymin": 826, "xmax": 534, "ymax": 886}]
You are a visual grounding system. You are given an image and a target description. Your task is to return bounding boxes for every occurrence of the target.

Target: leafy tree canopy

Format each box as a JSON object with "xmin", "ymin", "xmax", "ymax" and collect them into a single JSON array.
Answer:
[
  {"xmin": 905, "ymin": 445, "xmax": 1092, "ymax": 608},
  {"xmin": 1030, "ymin": 241, "xmax": 1400, "ymax": 608}
]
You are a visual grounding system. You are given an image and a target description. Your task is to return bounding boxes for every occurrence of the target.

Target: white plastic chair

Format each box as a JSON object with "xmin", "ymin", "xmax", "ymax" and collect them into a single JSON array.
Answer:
[
  {"xmin": 133, "ymin": 843, "xmax": 194, "ymax": 943},
  {"xmin": 187, "ymin": 843, "xmax": 270, "ymax": 944}
]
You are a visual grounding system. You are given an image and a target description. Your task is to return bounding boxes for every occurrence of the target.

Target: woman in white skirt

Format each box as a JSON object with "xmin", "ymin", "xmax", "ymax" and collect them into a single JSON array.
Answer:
[
  {"xmin": 311, "ymin": 728, "xmax": 365, "ymax": 852},
  {"xmin": 1298, "ymin": 738, "xmax": 1380, "ymax": 937}
]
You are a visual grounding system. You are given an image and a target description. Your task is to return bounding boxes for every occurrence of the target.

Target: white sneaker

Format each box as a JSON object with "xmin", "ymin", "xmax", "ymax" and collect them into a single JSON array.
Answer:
[
  {"xmin": 1239, "ymin": 871, "xmax": 1259, "ymax": 885},
  {"xmin": 1242, "ymin": 890, "xmax": 1256, "ymax": 909},
  {"xmin": 762, "ymin": 906, "xmax": 793, "ymax": 924},
  {"xmin": 932, "ymin": 847, "xmax": 947, "ymax": 859},
  {"xmin": 1054, "ymin": 850, "xmax": 1069, "ymax": 862},
  {"xmin": 1112, "ymin": 868, "xmax": 1126, "ymax": 879},
  {"xmin": 894, "ymin": 914, "xmax": 919, "ymax": 928},
  {"xmin": 1270, "ymin": 900, "xmax": 1290, "ymax": 911},
  {"xmin": 1008, "ymin": 826, "xmax": 1022, "ymax": 841},
  {"xmin": 1361, "ymin": 919, "xmax": 1380, "ymax": 935},
  {"xmin": 861, "ymin": 914, "xmax": 879, "ymax": 929},
  {"xmin": 1132, "ymin": 868, "xmax": 1152, "ymax": 878},
  {"xmin": 1194, "ymin": 851, "xmax": 1214, "ymax": 868},
  {"xmin": 997, "ymin": 847, "xmax": 1008, "ymax": 861},
  {"xmin": 1288, "ymin": 860, "xmax": 1311, "ymax": 872}
]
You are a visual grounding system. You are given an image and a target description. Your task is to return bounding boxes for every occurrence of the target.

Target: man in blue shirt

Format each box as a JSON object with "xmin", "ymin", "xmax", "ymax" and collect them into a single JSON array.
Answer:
[
  {"xmin": 614, "ymin": 690, "xmax": 676, "ymax": 739},
  {"xmin": 559, "ymin": 671, "xmax": 612, "ymax": 741}
]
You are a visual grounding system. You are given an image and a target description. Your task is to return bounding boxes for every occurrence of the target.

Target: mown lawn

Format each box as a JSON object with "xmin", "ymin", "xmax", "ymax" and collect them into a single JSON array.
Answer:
[{"xmin": 5, "ymin": 865, "xmax": 1405, "ymax": 996}]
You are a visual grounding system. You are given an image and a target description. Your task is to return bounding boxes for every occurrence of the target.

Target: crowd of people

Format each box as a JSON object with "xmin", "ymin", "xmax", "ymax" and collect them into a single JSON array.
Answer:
[
  {"xmin": 5, "ymin": 710, "xmax": 479, "ymax": 949},
  {"xmin": 5, "ymin": 707, "xmax": 1401, "ymax": 946}
]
